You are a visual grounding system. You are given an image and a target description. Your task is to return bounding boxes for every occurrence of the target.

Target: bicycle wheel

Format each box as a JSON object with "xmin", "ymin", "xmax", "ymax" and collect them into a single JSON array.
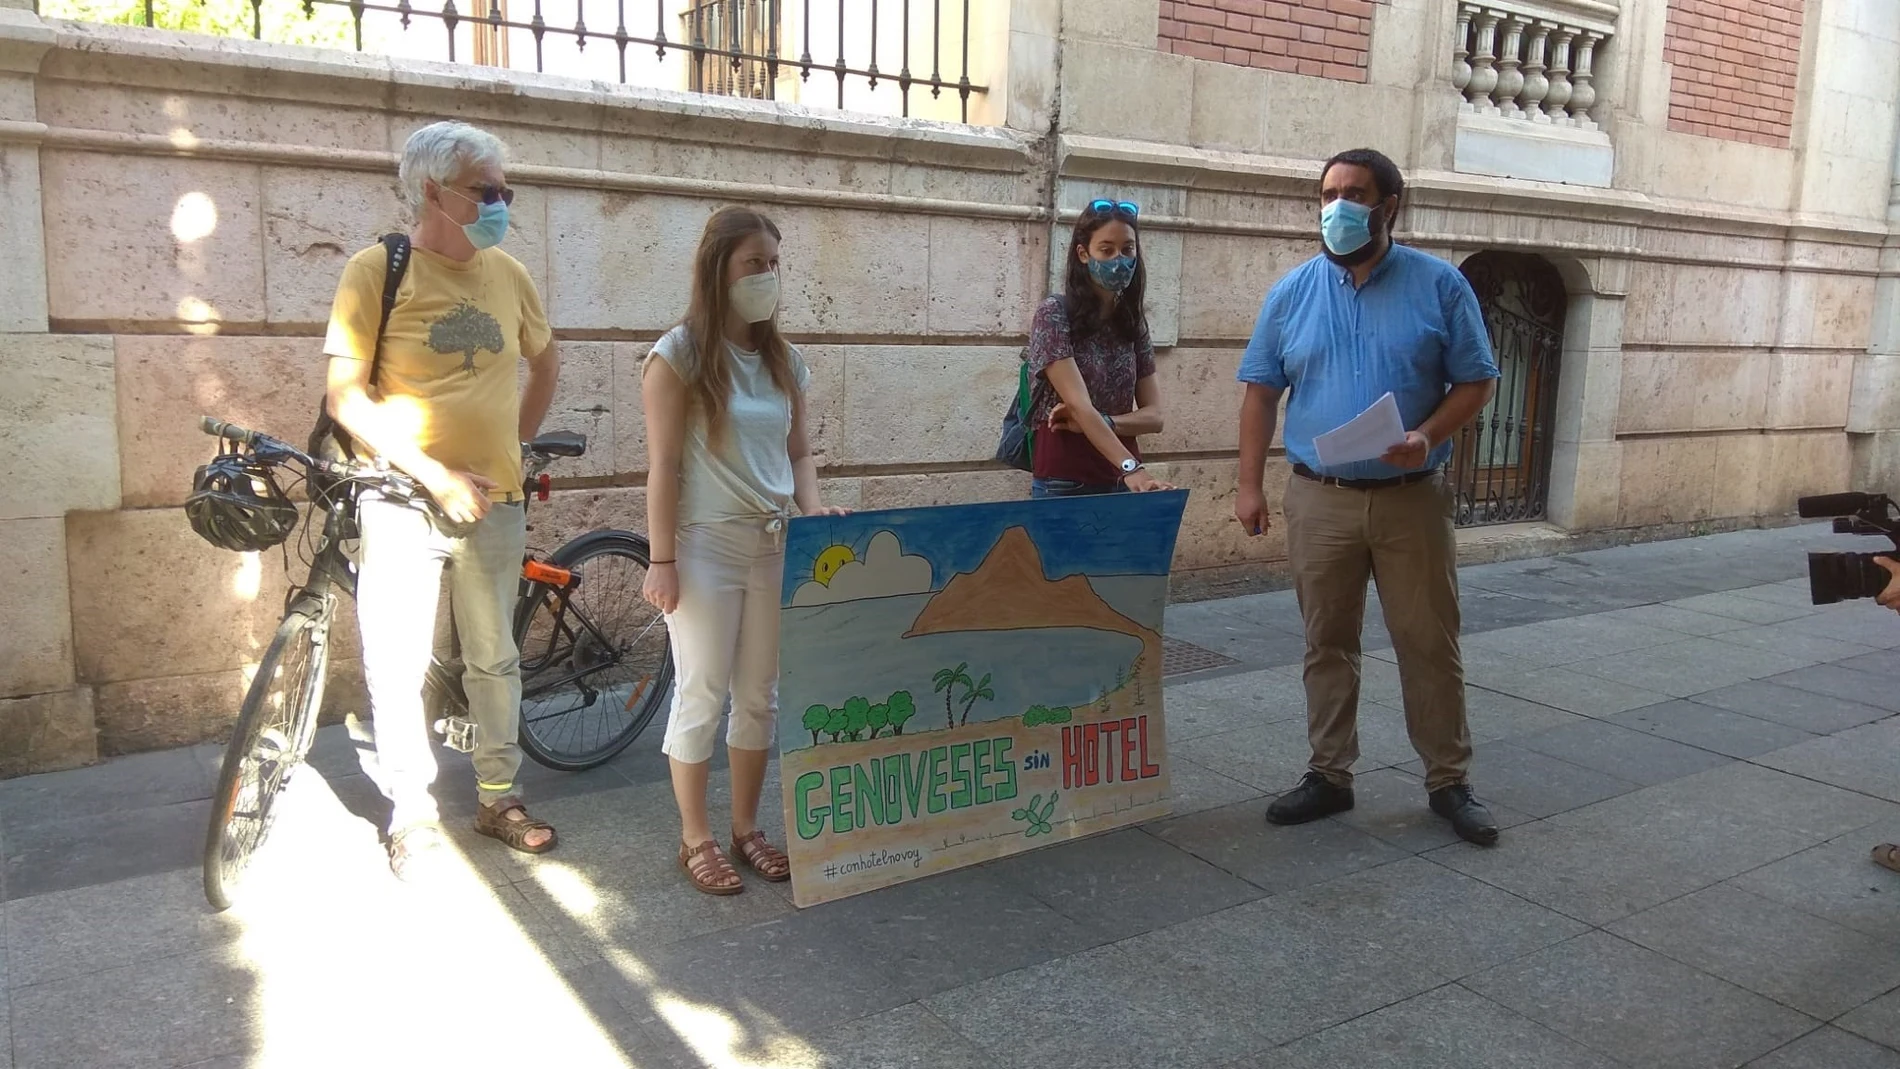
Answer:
[
  {"xmin": 514, "ymin": 530, "xmax": 672, "ymax": 771},
  {"xmin": 203, "ymin": 598, "xmax": 332, "ymax": 910}
]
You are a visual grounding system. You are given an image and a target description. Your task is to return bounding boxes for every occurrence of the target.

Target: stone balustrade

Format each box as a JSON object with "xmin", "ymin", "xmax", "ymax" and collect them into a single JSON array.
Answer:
[{"xmin": 1453, "ymin": 0, "xmax": 1616, "ymax": 131}]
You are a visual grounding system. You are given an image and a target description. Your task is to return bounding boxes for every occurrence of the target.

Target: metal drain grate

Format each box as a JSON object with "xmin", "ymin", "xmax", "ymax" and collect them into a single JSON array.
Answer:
[{"xmin": 1161, "ymin": 636, "xmax": 1239, "ymax": 678}]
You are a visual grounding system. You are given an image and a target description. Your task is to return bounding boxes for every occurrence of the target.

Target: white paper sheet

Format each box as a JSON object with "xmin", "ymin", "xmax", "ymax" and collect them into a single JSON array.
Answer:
[{"xmin": 1312, "ymin": 392, "xmax": 1407, "ymax": 467}]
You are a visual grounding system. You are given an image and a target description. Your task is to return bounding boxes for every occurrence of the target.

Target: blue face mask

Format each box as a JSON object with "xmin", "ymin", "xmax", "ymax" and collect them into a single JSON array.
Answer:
[
  {"xmin": 1320, "ymin": 198, "xmax": 1374, "ymax": 257},
  {"xmin": 1087, "ymin": 254, "xmax": 1138, "ymax": 294},
  {"xmin": 461, "ymin": 199, "xmax": 510, "ymax": 250},
  {"xmin": 441, "ymin": 185, "xmax": 510, "ymax": 250}
]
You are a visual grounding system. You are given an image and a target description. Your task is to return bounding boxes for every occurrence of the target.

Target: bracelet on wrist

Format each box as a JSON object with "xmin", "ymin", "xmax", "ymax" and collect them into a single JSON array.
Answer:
[{"xmin": 650, "ymin": 558, "xmax": 676, "ymax": 565}]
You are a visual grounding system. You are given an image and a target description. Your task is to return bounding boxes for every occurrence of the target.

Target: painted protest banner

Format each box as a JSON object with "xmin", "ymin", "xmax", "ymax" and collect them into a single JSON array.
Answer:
[{"xmin": 776, "ymin": 491, "xmax": 1188, "ymax": 907}]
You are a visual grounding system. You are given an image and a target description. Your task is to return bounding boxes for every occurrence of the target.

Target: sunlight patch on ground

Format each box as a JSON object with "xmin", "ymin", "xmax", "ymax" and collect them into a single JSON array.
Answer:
[{"xmin": 219, "ymin": 771, "xmax": 636, "ymax": 1066}]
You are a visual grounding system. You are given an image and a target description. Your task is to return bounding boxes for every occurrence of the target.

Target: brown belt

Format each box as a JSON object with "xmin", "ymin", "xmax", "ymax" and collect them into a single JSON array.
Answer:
[{"xmin": 1292, "ymin": 463, "xmax": 1439, "ymax": 491}]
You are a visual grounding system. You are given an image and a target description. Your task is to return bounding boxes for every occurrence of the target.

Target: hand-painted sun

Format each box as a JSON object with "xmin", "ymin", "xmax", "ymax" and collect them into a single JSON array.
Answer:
[{"xmin": 812, "ymin": 544, "xmax": 857, "ymax": 586}]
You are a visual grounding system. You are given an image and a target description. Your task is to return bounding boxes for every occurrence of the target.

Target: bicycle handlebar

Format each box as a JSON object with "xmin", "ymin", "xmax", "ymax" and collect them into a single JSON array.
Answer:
[
  {"xmin": 200, "ymin": 417, "xmax": 259, "ymax": 447},
  {"xmin": 198, "ymin": 415, "xmax": 416, "ymax": 500}
]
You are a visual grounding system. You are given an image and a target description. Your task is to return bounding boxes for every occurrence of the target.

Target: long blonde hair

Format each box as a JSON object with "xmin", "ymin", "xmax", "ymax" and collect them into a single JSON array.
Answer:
[{"xmin": 678, "ymin": 207, "xmax": 799, "ymax": 437}]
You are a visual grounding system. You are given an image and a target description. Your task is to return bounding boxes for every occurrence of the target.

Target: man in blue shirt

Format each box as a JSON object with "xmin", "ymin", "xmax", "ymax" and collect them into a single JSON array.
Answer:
[{"xmin": 1234, "ymin": 148, "xmax": 1502, "ymax": 846}]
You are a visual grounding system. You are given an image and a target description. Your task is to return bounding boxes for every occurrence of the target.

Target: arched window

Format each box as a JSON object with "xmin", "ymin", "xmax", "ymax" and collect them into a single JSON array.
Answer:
[{"xmin": 1452, "ymin": 252, "xmax": 1567, "ymax": 525}]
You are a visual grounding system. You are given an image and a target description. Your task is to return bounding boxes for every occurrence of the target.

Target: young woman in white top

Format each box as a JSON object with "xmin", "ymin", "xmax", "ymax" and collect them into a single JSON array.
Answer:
[{"xmin": 642, "ymin": 206, "xmax": 848, "ymax": 896}]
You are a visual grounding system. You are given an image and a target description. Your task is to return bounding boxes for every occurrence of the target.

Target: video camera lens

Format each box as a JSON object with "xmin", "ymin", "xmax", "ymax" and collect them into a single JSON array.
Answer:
[{"xmin": 1806, "ymin": 551, "xmax": 1895, "ymax": 605}]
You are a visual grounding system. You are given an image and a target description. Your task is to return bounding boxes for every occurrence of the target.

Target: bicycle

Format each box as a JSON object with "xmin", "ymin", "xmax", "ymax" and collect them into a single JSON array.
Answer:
[{"xmin": 194, "ymin": 417, "xmax": 671, "ymax": 910}]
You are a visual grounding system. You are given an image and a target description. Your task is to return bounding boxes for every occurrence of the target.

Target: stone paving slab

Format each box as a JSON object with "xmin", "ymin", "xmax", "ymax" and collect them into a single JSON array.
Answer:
[
  {"xmin": 1747, "ymin": 1028, "xmax": 1900, "ymax": 1069},
  {"xmin": 1610, "ymin": 699, "xmax": 1820, "ymax": 759},
  {"xmin": 1232, "ymin": 983, "xmax": 1623, "ymax": 1069},
  {"xmin": 1464, "ymin": 931, "xmax": 1819, "ymax": 1069},
  {"xmin": 5, "ymin": 523, "xmax": 1900, "ymax": 1069},
  {"xmin": 1611, "ymin": 882, "xmax": 1900, "ymax": 1019}
]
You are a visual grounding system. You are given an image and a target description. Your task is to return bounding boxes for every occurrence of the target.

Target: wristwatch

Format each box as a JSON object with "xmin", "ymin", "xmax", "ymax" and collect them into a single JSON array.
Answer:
[{"xmin": 1119, "ymin": 457, "xmax": 1143, "ymax": 477}]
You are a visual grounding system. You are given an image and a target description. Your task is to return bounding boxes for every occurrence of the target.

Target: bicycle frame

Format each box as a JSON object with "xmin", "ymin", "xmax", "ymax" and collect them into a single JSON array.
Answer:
[{"xmin": 201, "ymin": 417, "xmax": 654, "ymax": 763}]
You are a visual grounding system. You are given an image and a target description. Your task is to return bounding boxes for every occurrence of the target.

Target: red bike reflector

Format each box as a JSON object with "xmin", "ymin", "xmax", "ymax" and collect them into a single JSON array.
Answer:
[
  {"xmin": 537, "ymin": 473, "xmax": 551, "ymax": 501},
  {"xmin": 522, "ymin": 559, "xmax": 572, "ymax": 586}
]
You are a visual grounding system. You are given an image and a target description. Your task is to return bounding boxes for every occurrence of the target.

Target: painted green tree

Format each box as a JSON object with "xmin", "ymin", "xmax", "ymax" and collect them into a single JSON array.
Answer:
[
  {"xmin": 933, "ymin": 662, "xmax": 973, "ymax": 730},
  {"xmin": 867, "ymin": 702, "xmax": 890, "ymax": 738},
  {"xmin": 958, "ymin": 672, "xmax": 995, "ymax": 726},
  {"xmin": 842, "ymin": 696, "xmax": 871, "ymax": 742},
  {"xmin": 886, "ymin": 690, "xmax": 917, "ymax": 735},
  {"xmin": 427, "ymin": 302, "xmax": 505, "ymax": 373},
  {"xmin": 823, "ymin": 705, "xmax": 849, "ymax": 743},
  {"xmin": 801, "ymin": 703, "xmax": 830, "ymax": 746}
]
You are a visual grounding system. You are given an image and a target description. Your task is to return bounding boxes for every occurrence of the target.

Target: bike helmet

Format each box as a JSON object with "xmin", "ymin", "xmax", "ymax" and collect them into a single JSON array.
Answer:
[{"xmin": 186, "ymin": 449, "xmax": 298, "ymax": 552}]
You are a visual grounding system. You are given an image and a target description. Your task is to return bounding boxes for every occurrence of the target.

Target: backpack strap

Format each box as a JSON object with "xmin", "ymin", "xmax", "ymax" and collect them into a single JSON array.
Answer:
[
  {"xmin": 372, "ymin": 232, "xmax": 411, "ymax": 379},
  {"xmin": 323, "ymin": 234, "xmax": 411, "ymax": 461}
]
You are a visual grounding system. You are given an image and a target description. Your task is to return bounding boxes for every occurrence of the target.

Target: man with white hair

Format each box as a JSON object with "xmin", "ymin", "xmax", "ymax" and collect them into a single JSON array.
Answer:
[{"xmin": 323, "ymin": 120, "xmax": 562, "ymax": 879}]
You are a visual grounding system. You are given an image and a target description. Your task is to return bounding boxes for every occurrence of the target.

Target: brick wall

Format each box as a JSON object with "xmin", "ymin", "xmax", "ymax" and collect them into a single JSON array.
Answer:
[
  {"xmin": 1158, "ymin": 0, "xmax": 1373, "ymax": 83},
  {"xmin": 1663, "ymin": 0, "xmax": 1804, "ymax": 147}
]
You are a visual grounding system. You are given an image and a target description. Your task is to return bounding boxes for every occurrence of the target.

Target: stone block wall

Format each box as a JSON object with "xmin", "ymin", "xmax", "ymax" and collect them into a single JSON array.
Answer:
[
  {"xmin": 1663, "ymin": 0, "xmax": 1804, "ymax": 147},
  {"xmin": 1, "ymin": 0, "xmax": 1897, "ymax": 773}
]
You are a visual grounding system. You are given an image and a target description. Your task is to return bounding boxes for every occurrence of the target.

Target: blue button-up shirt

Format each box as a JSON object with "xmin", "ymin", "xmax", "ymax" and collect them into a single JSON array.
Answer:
[{"xmin": 1237, "ymin": 243, "xmax": 1500, "ymax": 481}]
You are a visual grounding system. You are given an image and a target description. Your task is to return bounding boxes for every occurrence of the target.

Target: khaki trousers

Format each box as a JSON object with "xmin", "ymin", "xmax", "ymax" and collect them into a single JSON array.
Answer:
[
  {"xmin": 357, "ymin": 495, "xmax": 528, "ymax": 832},
  {"xmin": 1282, "ymin": 470, "xmax": 1473, "ymax": 792}
]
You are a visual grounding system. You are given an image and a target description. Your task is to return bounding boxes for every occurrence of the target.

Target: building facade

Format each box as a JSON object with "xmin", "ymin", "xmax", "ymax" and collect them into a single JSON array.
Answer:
[{"xmin": 2, "ymin": 0, "xmax": 1897, "ymax": 773}]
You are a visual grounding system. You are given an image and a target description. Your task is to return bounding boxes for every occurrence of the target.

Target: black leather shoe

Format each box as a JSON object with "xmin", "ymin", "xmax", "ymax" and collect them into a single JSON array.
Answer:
[
  {"xmin": 1266, "ymin": 771, "xmax": 1354, "ymax": 825},
  {"xmin": 1429, "ymin": 784, "xmax": 1500, "ymax": 846}
]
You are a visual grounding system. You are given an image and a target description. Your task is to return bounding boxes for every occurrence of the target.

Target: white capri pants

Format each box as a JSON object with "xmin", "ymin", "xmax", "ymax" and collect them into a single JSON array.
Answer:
[{"xmin": 661, "ymin": 517, "xmax": 786, "ymax": 763}]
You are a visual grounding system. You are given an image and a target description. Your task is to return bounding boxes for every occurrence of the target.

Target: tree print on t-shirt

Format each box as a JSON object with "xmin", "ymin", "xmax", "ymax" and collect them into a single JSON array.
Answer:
[{"xmin": 428, "ymin": 302, "xmax": 505, "ymax": 372}]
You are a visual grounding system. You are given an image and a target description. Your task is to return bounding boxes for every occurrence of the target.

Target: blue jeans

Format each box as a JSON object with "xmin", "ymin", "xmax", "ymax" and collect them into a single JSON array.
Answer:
[{"xmin": 1031, "ymin": 477, "xmax": 1128, "ymax": 499}]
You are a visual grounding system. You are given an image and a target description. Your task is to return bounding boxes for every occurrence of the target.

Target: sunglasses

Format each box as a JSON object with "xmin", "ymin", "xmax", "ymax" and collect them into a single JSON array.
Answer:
[
  {"xmin": 453, "ymin": 183, "xmax": 515, "ymax": 207},
  {"xmin": 1087, "ymin": 198, "xmax": 1139, "ymax": 218}
]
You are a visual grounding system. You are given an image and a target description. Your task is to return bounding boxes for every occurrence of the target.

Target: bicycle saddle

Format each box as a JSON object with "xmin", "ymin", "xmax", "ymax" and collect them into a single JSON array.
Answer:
[{"xmin": 528, "ymin": 431, "xmax": 586, "ymax": 458}]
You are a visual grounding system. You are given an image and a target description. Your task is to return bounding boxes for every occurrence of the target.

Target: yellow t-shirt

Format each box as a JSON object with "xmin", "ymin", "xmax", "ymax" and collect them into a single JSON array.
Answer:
[{"xmin": 321, "ymin": 243, "xmax": 553, "ymax": 500}]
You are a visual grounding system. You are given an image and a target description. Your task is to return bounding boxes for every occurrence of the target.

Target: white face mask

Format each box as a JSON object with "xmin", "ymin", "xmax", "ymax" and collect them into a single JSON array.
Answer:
[{"xmin": 729, "ymin": 270, "xmax": 779, "ymax": 323}]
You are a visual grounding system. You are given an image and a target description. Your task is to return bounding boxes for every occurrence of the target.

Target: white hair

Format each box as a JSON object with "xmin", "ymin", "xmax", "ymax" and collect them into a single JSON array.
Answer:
[{"xmin": 398, "ymin": 121, "xmax": 508, "ymax": 215}]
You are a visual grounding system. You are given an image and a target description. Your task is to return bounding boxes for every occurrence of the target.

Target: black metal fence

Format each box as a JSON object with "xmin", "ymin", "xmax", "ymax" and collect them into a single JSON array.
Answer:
[{"xmin": 129, "ymin": 0, "xmax": 987, "ymax": 122}]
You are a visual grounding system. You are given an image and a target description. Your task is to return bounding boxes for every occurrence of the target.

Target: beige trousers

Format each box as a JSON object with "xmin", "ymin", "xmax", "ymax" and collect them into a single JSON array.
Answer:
[
  {"xmin": 356, "ymin": 495, "xmax": 527, "ymax": 832},
  {"xmin": 1282, "ymin": 470, "xmax": 1473, "ymax": 792},
  {"xmin": 659, "ymin": 518, "xmax": 786, "ymax": 764}
]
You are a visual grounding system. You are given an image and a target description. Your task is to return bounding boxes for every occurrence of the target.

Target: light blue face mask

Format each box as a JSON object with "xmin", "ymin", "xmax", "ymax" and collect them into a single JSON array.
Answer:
[
  {"xmin": 441, "ymin": 185, "xmax": 510, "ymax": 250},
  {"xmin": 1320, "ymin": 198, "xmax": 1374, "ymax": 257},
  {"xmin": 461, "ymin": 199, "xmax": 510, "ymax": 250},
  {"xmin": 1087, "ymin": 254, "xmax": 1138, "ymax": 294}
]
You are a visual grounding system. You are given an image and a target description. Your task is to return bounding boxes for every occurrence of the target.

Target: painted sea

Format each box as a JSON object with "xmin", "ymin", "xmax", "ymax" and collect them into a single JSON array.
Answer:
[{"xmin": 777, "ymin": 574, "xmax": 1166, "ymax": 746}]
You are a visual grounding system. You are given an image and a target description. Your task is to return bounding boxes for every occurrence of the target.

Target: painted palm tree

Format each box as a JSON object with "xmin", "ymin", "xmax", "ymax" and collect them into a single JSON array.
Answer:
[
  {"xmin": 958, "ymin": 672, "xmax": 995, "ymax": 726},
  {"xmin": 933, "ymin": 662, "xmax": 973, "ymax": 729}
]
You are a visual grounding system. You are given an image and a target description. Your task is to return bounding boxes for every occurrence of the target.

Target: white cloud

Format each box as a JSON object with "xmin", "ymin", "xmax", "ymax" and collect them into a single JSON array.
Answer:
[{"xmin": 791, "ymin": 530, "xmax": 933, "ymax": 606}]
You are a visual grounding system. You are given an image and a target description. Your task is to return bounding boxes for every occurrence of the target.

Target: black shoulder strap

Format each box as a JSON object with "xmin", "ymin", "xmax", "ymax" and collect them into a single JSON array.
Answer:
[{"xmin": 372, "ymin": 232, "xmax": 411, "ymax": 377}]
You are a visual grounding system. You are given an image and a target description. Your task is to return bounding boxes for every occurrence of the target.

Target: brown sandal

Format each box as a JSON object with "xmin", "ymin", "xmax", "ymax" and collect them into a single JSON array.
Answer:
[
  {"xmin": 680, "ymin": 840, "xmax": 744, "ymax": 895},
  {"xmin": 1873, "ymin": 844, "xmax": 1900, "ymax": 874},
  {"xmin": 731, "ymin": 829, "xmax": 791, "ymax": 882},
  {"xmin": 474, "ymin": 795, "xmax": 558, "ymax": 855}
]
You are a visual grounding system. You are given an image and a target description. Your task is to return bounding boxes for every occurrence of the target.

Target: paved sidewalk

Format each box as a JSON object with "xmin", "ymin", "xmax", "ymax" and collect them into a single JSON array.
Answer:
[{"xmin": 5, "ymin": 523, "xmax": 1900, "ymax": 1068}]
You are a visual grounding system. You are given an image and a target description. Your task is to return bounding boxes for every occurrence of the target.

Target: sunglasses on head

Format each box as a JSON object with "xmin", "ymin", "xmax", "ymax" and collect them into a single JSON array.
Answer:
[
  {"xmin": 454, "ymin": 183, "xmax": 515, "ymax": 207},
  {"xmin": 1087, "ymin": 198, "xmax": 1139, "ymax": 219}
]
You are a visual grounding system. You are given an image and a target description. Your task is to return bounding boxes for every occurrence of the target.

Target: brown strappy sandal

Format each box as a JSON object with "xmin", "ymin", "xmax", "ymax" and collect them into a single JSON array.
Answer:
[
  {"xmin": 1873, "ymin": 844, "xmax": 1900, "ymax": 874},
  {"xmin": 474, "ymin": 795, "xmax": 558, "ymax": 855},
  {"xmin": 731, "ymin": 829, "xmax": 791, "ymax": 882},
  {"xmin": 680, "ymin": 840, "xmax": 745, "ymax": 895}
]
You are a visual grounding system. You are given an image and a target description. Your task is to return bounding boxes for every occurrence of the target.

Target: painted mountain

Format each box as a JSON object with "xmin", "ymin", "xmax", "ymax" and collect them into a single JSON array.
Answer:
[{"xmin": 902, "ymin": 525, "xmax": 1164, "ymax": 666}]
